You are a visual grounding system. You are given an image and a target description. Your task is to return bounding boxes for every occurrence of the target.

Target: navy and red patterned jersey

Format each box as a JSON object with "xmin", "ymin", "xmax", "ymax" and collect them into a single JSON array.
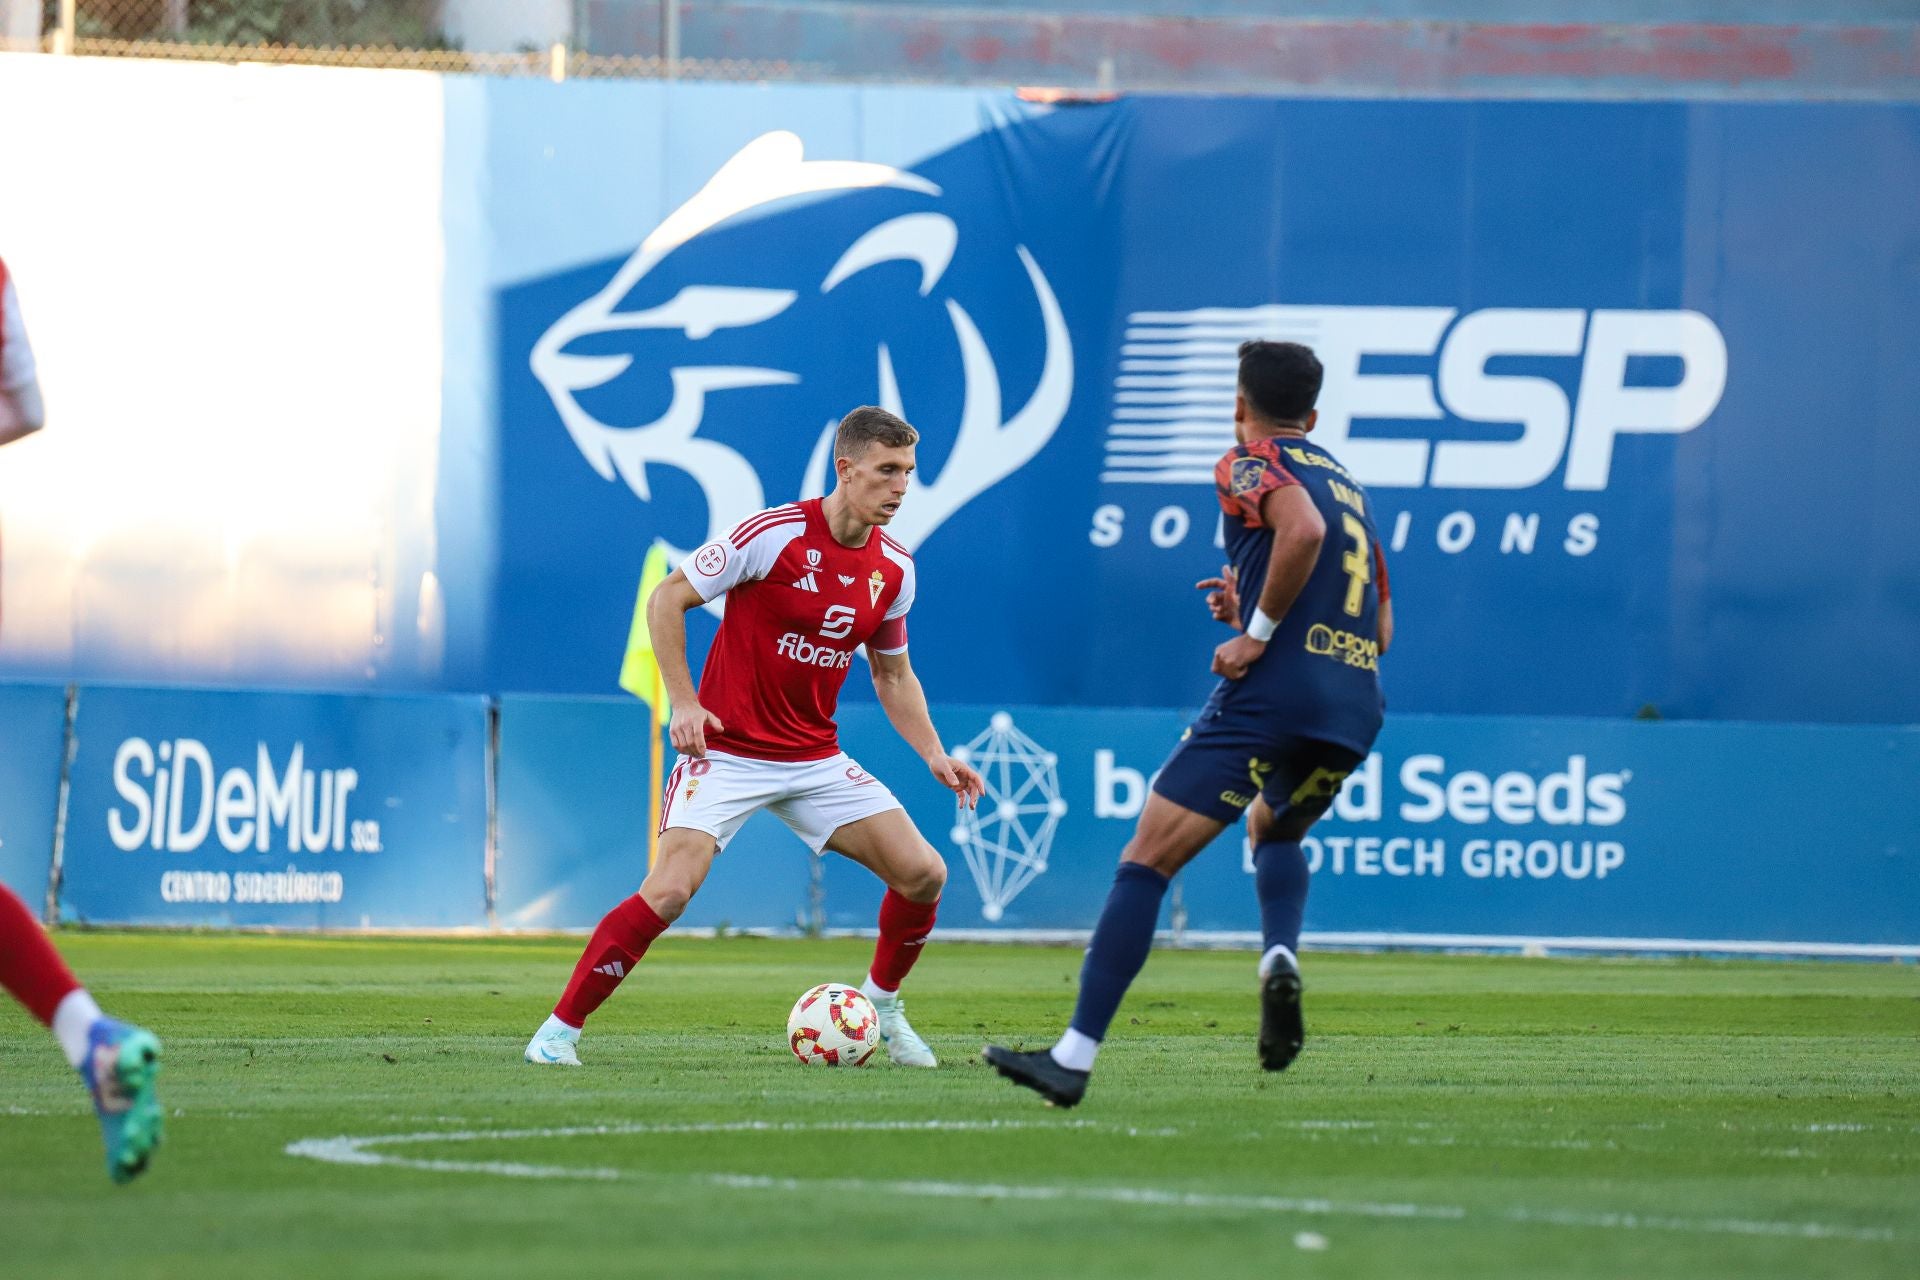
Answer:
[
  {"xmin": 1208, "ymin": 434, "xmax": 1388, "ymax": 753},
  {"xmin": 680, "ymin": 497, "xmax": 913, "ymax": 762}
]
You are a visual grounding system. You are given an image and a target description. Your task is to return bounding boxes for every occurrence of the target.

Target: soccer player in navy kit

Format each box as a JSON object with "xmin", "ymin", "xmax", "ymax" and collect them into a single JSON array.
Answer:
[{"xmin": 986, "ymin": 340, "xmax": 1393, "ymax": 1107}]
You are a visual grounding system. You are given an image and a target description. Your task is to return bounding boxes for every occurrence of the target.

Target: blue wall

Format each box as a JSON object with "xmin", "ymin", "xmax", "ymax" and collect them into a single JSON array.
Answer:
[
  {"xmin": 6, "ymin": 84, "xmax": 1917, "ymax": 727},
  {"xmin": 0, "ymin": 684, "xmax": 67, "ymax": 906},
  {"xmin": 470, "ymin": 91, "xmax": 1920, "ymax": 724},
  {"xmin": 6, "ymin": 682, "xmax": 1913, "ymax": 952},
  {"xmin": 56, "ymin": 685, "xmax": 490, "ymax": 929},
  {"xmin": 494, "ymin": 696, "xmax": 1920, "ymax": 952}
]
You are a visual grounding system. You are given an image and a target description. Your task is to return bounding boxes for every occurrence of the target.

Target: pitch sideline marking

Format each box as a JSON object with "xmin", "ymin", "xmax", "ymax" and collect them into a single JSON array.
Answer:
[{"xmin": 282, "ymin": 1122, "xmax": 1897, "ymax": 1244}]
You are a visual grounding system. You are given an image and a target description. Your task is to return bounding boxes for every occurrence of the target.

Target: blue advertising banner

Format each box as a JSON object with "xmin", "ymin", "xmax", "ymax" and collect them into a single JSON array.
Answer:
[
  {"xmin": 481, "ymin": 92, "xmax": 1920, "ymax": 726},
  {"xmin": 8, "ymin": 76, "xmax": 1916, "ymax": 732},
  {"xmin": 0, "ymin": 683, "xmax": 68, "ymax": 907},
  {"xmin": 494, "ymin": 698, "xmax": 1920, "ymax": 955},
  {"xmin": 58, "ymin": 686, "xmax": 490, "ymax": 928},
  {"xmin": 494, "ymin": 693, "xmax": 818, "ymax": 930},
  {"xmin": 1169, "ymin": 716, "xmax": 1920, "ymax": 955},
  {"xmin": 818, "ymin": 705, "xmax": 1184, "ymax": 936}
]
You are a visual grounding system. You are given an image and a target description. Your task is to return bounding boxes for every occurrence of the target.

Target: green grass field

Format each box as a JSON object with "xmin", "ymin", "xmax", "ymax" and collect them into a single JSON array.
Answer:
[{"xmin": 2, "ymin": 933, "xmax": 1915, "ymax": 1278}]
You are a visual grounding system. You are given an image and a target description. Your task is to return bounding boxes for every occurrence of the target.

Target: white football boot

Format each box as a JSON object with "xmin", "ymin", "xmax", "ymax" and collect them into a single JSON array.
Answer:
[
  {"xmin": 524, "ymin": 1016, "xmax": 582, "ymax": 1066},
  {"xmin": 870, "ymin": 992, "xmax": 937, "ymax": 1068}
]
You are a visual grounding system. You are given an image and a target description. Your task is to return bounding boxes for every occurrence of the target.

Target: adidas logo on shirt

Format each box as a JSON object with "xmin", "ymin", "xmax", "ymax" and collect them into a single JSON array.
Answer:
[
  {"xmin": 593, "ymin": 961, "xmax": 626, "ymax": 978},
  {"xmin": 792, "ymin": 572, "xmax": 820, "ymax": 592}
]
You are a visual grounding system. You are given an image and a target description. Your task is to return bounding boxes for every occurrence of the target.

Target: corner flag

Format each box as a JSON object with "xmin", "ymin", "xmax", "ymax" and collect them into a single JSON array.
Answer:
[
  {"xmin": 619, "ymin": 541, "xmax": 673, "ymax": 726},
  {"xmin": 619, "ymin": 541, "xmax": 673, "ymax": 869}
]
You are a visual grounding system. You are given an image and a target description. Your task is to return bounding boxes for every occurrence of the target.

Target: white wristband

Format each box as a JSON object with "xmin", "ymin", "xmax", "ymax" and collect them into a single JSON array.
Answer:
[{"xmin": 1246, "ymin": 608, "xmax": 1279, "ymax": 642}]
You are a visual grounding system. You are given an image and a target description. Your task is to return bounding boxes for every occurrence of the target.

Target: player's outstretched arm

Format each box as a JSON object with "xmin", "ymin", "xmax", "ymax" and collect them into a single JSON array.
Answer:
[
  {"xmin": 868, "ymin": 647, "xmax": 983, "ymax": 808},
  {"xmin": 1213, "ymin": 485, "xmax": 1325, "ymax": 680},
  {"xmin": 647, "ymin": 569, "xmax": 725, "ymax": 756}
]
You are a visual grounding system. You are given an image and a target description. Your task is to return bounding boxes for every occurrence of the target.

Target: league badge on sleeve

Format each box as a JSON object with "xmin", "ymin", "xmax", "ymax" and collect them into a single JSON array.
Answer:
[{"xmin": 1229, "ymin": 456, "xmax": 1268, "ymax": 497}]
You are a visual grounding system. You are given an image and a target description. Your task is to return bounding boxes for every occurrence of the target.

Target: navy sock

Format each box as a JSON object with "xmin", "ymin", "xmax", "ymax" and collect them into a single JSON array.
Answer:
[
  {"xmin": 1253, "ymin": 839, "xmax": 1310, "ymax": 955},
  {"xmin": 1068, "ymin": 862, "xmax": 1171, "ymax": 1042}
]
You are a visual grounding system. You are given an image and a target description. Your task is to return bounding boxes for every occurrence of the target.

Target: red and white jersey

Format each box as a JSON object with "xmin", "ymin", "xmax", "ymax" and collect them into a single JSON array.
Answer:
[
  {"xmin": 681, "ymin": 497, "xmax": 915, "ymax": 762},
  {"xmin": 0, "ymin": 257, "xmax": 37, "ymax": 396}
]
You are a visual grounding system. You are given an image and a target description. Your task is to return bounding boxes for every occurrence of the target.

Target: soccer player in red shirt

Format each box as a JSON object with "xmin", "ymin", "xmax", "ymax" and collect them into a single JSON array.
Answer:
[
  {"xmin": 0, "ymin": 255, "xmax": 45, "ymax": 448},
  {"xmin": 526, "ymin": 406, "xmax": 985, "ymax": 1068},
  {"xmin": 0, "ymin": 253, "xmax": 48, "ymax": 640},
  {"xmin": 0, "ymin": 255, "xmax": 164, "ymax": 1181}
]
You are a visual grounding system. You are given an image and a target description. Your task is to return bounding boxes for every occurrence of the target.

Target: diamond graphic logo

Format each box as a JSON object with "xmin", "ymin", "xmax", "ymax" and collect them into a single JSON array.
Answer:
[{"xmin": 949, "ymin": 712, "xmax": 1067, "ymax": 922}]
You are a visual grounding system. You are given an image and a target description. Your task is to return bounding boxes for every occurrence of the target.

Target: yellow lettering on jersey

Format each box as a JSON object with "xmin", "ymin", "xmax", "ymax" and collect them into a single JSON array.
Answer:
[
  {"xmin": 1339, "ymin": 512, "xmax": 1371, "ymax": 617},
  {"xmin": 1282, "ymin": 446, "xmax": 1355, "ymax": 482},
  {"xmin": 1329, "ymin": 479, "xmax": 1367, "ymax": 514},
  {"xmin": 1305, "ymin": 624, "xmax": 1380, "ymax": 671},
  {"xmin": 1289, "ymin": 767, "xmax": 1352, "ymax": 807}
]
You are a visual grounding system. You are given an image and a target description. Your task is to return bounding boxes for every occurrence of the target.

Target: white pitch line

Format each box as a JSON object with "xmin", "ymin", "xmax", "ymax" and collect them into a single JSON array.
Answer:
[
  {"xmin": 284, "ymin": 1131, "xmax": 1453, "ymax": 1223},
  {"xmin": 329, "ymin": 1118, "xmax": 1178, "ymax": 1146},
  {"xmin": 282, "ymin": 1124, "xmax": 1899, "ymax": 1244},
  {"xmin": 1500, "ymin": 1207, "xmax": 1891, "ymax": 1243},
  {"xmin": 699, "ymin": 1171, "xmax": 1460, "ymax": 1221},
  {"xmin": 285, "ymin": 1138, "xmax": 619, "ymax": 1182}
]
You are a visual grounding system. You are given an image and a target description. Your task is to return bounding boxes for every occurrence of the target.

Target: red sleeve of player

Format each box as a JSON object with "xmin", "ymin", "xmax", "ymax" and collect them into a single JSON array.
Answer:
[
  {"xmin": 869, "ymin": 615, "xmax": 908, "ymax": 654},
  {"xmin": 1373, "ymin": 541, "xmax": 1391, "ymax": 605},
  {"xmin": 1214, "ymin": 442, "xmax": 1301, "ymax": 529}
]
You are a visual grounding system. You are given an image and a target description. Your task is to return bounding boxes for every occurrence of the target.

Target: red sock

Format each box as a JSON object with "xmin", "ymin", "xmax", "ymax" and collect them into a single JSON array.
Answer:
[
  {"xmin": 868, "ymin": 889, "xmax": 938, "ymax": 993},
  {"xmin": 553, "ymin": 894, "xmax": 668, "ymax": 1029},
  {"xmin": 0, "ymin": 884, "xmax": 80, "ymax": 1026}
]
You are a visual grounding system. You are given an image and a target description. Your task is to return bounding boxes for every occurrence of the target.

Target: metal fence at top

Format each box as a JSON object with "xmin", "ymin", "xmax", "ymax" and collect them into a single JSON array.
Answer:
[
  {"xmin": 4, "ymin": 1, "xmax": 807, "ymax": 81},
  {"xmin": 2, "ymin": 4, "xmax": 1912, "ymax": 108}
]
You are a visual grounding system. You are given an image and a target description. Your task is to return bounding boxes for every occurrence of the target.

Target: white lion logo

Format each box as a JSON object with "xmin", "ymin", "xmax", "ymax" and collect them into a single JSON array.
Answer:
[{"xmin": 529, "ymin": 131, "xmax": 1073, "ymax": 570}]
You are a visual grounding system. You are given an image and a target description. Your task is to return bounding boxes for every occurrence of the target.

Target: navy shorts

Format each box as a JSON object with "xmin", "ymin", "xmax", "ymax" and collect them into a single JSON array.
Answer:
[{"xmin": 1151, "ymin": 714, "xmax": 1366, "ymax": 827}]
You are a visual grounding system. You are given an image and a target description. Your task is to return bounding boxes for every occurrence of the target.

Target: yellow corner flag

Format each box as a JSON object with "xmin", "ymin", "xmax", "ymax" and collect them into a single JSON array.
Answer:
[
  {"xmin": 619, "ymin": 541, "xmax": 673, "ymax": 726},
  {"xmin": 619, "ymin": 541, "xmax": 673, "ymax": 869}
]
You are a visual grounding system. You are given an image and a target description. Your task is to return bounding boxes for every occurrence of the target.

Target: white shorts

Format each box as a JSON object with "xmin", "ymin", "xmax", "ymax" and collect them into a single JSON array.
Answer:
[{"xmin": 659, "ymin": 749, "xmax": 904, "ymax": 853}]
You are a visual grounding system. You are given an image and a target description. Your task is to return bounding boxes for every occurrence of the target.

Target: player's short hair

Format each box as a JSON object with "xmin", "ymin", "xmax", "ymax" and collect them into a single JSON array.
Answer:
[
  {"xmin": 835, "ymin": 405, "xmax": 918, "ymax": 459},
  {"xmin": 1238, "ymin": 340, "xmax": 1324, "ymax": 425}
]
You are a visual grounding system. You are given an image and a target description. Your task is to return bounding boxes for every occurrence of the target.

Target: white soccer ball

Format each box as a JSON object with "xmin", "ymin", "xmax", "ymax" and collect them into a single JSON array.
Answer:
[{"xmin": 786, "ymin": 983, "xmax": 880, "ymax": 1067}]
